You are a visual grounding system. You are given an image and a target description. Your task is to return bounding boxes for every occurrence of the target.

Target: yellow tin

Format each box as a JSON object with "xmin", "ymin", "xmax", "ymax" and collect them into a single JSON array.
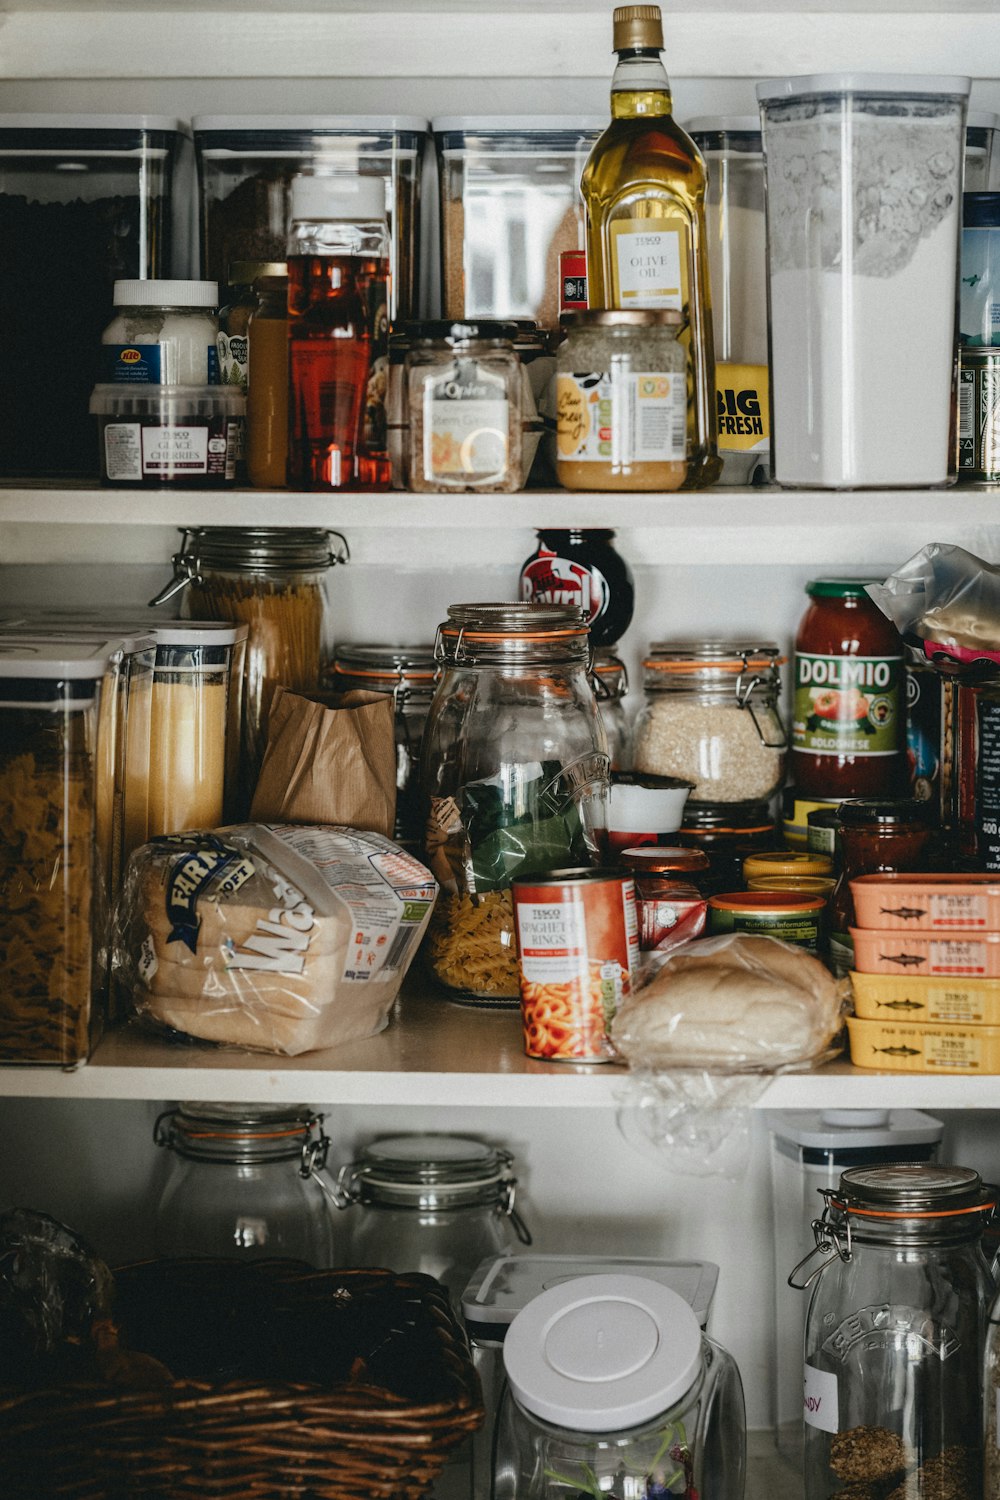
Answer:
[
  {"xmin": 850, "ymin": 970, "xmax": 1000, "ymax": 1025},
  {"xmin": 846, "ymin": 1014, "xmax": 1000, "ymax": 1073}
]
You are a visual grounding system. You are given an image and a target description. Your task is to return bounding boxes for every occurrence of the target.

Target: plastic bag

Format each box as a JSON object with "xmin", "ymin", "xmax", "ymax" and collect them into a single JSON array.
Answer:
[
  {"xmin": 867, "ymin": 542, "xmax": 1000, "ymax": 678},
  {"xmin": 114, "ymin": 823, "xmax": 437, "ymax": 1055}
]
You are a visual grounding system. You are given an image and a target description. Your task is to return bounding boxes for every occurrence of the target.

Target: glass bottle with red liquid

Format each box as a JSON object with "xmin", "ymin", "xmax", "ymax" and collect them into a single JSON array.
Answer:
[{"xmin": 286, "ymin": 173, "xmax": 390, "ymax": 490}]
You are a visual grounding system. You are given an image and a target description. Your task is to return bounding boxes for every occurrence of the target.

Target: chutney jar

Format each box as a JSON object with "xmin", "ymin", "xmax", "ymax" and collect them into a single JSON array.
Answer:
[
  {"xmin": 419, "ymin": 602, "xmax": 610, "ymax": 1006},
  {"xmin": 789, "ymin": 1162, "xmax": 995, "ymax": 1500}
]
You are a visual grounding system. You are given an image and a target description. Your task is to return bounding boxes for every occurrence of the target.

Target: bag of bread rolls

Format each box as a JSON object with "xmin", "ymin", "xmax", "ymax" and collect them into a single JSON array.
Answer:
[
  {"xmin": 115, "ymin": 824, "xmax": 436, "ymax": 1055},
  {"xmin": 611, "ymin": 932, "xmax": 847, "ymax": 1072}
]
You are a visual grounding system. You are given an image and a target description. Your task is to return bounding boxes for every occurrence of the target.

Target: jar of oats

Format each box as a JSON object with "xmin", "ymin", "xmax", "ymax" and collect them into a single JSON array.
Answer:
[
  {"xmin": 633, "ymin": 640, "xmax": 787, "ymax": 803},
  {"xmin": 405, "ymin": 320, "xmax": 523, "ymax": 492}
]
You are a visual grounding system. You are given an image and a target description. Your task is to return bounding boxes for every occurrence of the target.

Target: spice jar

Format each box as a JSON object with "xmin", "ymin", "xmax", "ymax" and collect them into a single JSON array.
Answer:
[
  {"xmin": 827, "ymin": 797, "xmax": 932, "ymax": 977},
  {"xmin": 620, "ymin": 845, "xmax": 709, "ymax": 950},
  {"xmin": 153, "ymin": 1103, "xmax": 341, "ymax": 1264},
  {"xmin": 789, "ymin": 1162, "xmax": 995, "ymax": 1500},
  {"xmin": 591, "ymin": 649, "xmax": 630, "ymax": 770},
  {"xmin": 494, "ymin": 1275, "xmax": 746, "ymax": 1500},
  {"xmin": 406, "ymin": 320, "xmax": 524, "ymax": 493},
  {"xmin": 246, "ymin": 266, "xmax": 289, "ymax": 488},
  {"xmin": 101, "ymin": 278, "xmax": 220, "ymax": 385},
  {"xmin": 337, "ymin": 1133, "xmax": 531, "ymax": 1302},
  {"xmin": 633, "ymin": 640, "xmax": 788, "ymax": 802},
  {"xmin": 328, "ymin": 644, "xmax": 437, "ymax": 850},
  {"xmin": 419, "ymin": 602, "xmax": 610, "ymax": 1005},
  {"xmin": 150, "ymin": 527, "xmax": 348, "ymax": 806},
  {"xmin": 556, "ymin": 309, "xmax": 687, "ymax": 491}
]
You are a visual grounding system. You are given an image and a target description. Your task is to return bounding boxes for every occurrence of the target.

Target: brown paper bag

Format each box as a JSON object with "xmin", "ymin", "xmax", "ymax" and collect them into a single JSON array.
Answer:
[{"xmin": 249, "ymin": 686, "xmax": 397, "ymax": 836}]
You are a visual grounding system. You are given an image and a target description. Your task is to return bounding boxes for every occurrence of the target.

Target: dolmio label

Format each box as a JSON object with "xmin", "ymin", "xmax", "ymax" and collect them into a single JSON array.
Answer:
[{"xmin": 793, "ymin": 652, "xmax": 902, "ymax": 758}]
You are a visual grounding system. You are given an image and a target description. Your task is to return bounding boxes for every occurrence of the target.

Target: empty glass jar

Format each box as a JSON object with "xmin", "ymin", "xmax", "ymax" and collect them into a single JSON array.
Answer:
[{"xmin": 153, "ymin": 1102, "xmax": 340, "ymax": 1265}]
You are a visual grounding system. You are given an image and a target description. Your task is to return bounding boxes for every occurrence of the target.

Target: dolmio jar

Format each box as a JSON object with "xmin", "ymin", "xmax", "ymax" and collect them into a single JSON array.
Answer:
[{"xmin": 792, "ymin": 579, "xmax": 906, "ymax": 800}]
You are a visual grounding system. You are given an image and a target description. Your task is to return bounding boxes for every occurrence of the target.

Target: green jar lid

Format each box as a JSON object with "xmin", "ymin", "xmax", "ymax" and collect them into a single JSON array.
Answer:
[{"xmin": 805, "ymin": 578, "xmax": 883, "ymax": 598}]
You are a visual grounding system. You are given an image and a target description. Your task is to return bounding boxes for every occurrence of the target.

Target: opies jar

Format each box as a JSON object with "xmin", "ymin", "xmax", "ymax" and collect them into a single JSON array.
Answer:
[
  {"xmin": 633, "ymin": 640, "xmax": 787, "ymax": 802},
  {"xmin": 556, "ymin": 310, "xmax": 686, "ymax": 490},
  {"xmin": 406, "ymin": 320, "xmax": 524, "ymax": 492},
  {"xmin": 419, "ymin": 602, "xmax": 610, "ymax": 1006},
  {"xmin": 789, "ymin": 1162, "xmax": 995, "ymax": 1500}
]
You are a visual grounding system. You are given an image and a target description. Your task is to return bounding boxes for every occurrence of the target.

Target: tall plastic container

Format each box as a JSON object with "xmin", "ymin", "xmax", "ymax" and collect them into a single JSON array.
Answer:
[
  {"xmin": 966, "ymin": 109, "xmax": 1000, "ymax": 191},
  {"xmin": 766, "ymin": 1108, "xmax": 943, "ymax": 1461},
  {"xmin": 192, "ymin": 115, "xmax": 426, "ymax": 323},
  {"xmin": 757, "ymin": 73, "xmax": 969, "ymax": 488},
  {"xmin": 0, "ymin": 114, "xmax": 191, "ymax": 478}
]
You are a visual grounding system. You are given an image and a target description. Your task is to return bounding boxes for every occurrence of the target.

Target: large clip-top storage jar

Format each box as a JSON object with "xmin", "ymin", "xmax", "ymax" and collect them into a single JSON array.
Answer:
[
  {"xmin": 153, "ymin": 1102, "xmax": 340, "ymax": 1265},
  {"xmin": 633, "ymin": 640, "xmax": 787, "ymax": 804},
  {"xmin": 420, "ymin": 602, "xmax": 610, "ymax": 1006},
  {"xmin": 789, "ymin": 1162, "xmax": 995, "ymax": 1500}
]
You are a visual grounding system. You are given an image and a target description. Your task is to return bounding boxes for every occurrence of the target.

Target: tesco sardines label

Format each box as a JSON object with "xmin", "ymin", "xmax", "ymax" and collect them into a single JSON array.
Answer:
[{"xmin": 793, "ymin": 652, "xmax": 902, "ymax": 758}]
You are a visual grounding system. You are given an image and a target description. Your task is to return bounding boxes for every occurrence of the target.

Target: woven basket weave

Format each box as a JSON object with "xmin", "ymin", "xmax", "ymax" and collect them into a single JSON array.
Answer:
[{"xmin": 0, "ymin": 1260, "xmax": 484, "ymax": 1500}]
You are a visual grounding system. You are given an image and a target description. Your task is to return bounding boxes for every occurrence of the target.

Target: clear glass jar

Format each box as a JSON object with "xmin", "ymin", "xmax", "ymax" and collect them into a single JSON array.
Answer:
[
  {"xmin": 591, "ymin": 649, "xmax": 630, "ymax": 770},
  {"xmin": 328, "ymin": 644, "xmax": 437, "ymax": 850},
  {"xmin": 337, "ymin": 1133, "xmax": 531, "ymax": 1303},
  {"xmin": 493, "ymin": 1274, "xmax": 746, "ymax": 1500},
  {"xmin": 405, "ymin": 320, "xmax": 524, "ymax": 493},
  {"xmin": 789, "ymin": 1162, "xmax": 995, "ymax": 1500},
  {"xmin": 151, "ymin": 526, "xmax": 348, "ymax": 808},
  {"xmin": 633, "ymin": 640, "xmax": 787, "ymax": 803},
  {"xmin": 153, "ymin": 1102, "xmax": 340, "ymax": 1264},
  {"xmin": 419, "ymin": 602, "xmax": 610, "ymax": 1005},
  {"xmin": 556, "ymin": 309, "xmax": 687, "ymax": 491}
]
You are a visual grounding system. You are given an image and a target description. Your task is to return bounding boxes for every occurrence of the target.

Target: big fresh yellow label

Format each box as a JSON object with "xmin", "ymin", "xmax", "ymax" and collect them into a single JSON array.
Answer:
[{"xmin": 715, "ymin": 361, "xmax": 769, "ymax": 453}]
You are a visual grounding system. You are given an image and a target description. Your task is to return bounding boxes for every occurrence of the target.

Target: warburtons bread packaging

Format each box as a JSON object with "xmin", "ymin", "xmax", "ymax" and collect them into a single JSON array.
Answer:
[{"xmin": 115, "ymin": 824, "xmax": 437, "ymax": 1054}]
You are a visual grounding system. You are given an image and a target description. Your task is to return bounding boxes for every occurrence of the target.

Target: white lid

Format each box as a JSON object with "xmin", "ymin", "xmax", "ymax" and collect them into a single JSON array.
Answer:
[
  {"xmin": 686, "ymin": 115, "xmax": 762, "ymax": 135},
  {"xmin": 0, "ymin": 626, "xmax": 154, "ymax": 656},
  {"xmin": 0, "ymin": 638, "xmax": 116, "ymax": 680},
  {"xmin": 193, "ymin": 114, "xmax": 427, "ymax": 133},
  {"xmin": 502, "ymin": 1275, "xmax": 703, "ymax": 1432},
  {"xmin": 10, "ymin": 614, "xmax": 248, "ymax": 649},
  {"xmin": 290, "ymin": 172, "xmax": 385, "ymax": 221},
  {"xmin": 462, "ymin": 1255, "xmax": 719, "ymax": 1331},
  {"xmin": 112, "ymin": 279, "xmax": 218, "ymax": 307},
  {"xmin": 968, "ymin": 110, "xmax": 1000, "ymax": 131},
  {"xmin": 433, "ymin": 115, "xmax": 606, "ymax": 133},
  {"xmin": 765, "ymin": 1108, "xmax": 943, "ymax": 1152},
  {"xmin": 0, "ymin": 113, "xmax": 188, "ymax": 133},
  {"xmin": 757, "ymin": 72, "xmax": 970, "ymax": 101}
]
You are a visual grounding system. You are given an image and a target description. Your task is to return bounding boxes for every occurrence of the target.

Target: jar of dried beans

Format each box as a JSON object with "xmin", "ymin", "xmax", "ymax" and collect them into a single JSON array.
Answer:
[{"xmin": 633, "ymin": 640, "xmax": 787, "ymax": 804}]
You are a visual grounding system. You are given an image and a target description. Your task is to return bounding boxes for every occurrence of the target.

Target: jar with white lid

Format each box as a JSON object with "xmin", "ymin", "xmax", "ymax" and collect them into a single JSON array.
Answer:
[
  {"xmin": 493, "ymin": 1274, "xmax": 746, "ymax": 1500},
  {"xmin": 633, "ymin": 640, "xmax": 787, "ymax": 803},
  {"xmin": 101, "ymin": 279, "xmax": 220, "ymax": 385}
]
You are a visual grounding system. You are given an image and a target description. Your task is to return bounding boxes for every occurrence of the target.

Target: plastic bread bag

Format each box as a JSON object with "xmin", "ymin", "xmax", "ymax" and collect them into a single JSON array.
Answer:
[
  {"xmin": 114, "ymin": 824, "xmax": 437, "ymax": 1055},
  {"xmin": 867, "ymin": 542, "xmax": 1000, "ymax": 677}
]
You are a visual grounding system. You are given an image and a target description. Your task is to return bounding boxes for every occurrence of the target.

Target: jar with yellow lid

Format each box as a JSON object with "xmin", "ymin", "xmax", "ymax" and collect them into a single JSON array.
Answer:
[
  {"xmin": 743, "ymin": 850, "xmax": 833, "ymax": 884},
  {"xmin": 746, "ymin": 873, "xmax": 835, "ymax": 897},
  {"xmin": 556, "ymin": 310, "xmax": 686, "ymax": 491}
]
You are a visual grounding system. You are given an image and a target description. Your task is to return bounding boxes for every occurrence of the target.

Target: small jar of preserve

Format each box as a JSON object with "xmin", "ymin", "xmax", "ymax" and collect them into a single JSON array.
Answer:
[
  {"xmin": 827, "ymin": 798, "xmax": 932, "ymax": 977},
  {"xmin": 793, "ymin": 579, "xmax": 906, "ymax": 799}
]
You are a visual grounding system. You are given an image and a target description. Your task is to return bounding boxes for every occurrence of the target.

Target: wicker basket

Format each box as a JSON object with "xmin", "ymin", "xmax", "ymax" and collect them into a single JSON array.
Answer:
[{"xmin": 0, "ymin": 1260, "xmax": 484, "ymax": 1500}]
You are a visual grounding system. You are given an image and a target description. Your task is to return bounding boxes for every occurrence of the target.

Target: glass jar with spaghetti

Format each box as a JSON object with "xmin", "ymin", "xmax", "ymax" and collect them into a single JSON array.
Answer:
[
  {"xmin": 150, "ymin": 527, "xmax": 348, "ymax": 809},
  {"xmin": 327, "ymin": 643, "xmax": 437, "ymax": 851},
  {"xmin": 419, "ymin": 602, "xmax": 611, "ymax": 1006}
]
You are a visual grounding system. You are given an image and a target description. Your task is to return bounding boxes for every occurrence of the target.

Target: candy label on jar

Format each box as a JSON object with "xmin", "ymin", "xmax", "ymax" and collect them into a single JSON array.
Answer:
[
  {"xmin": 793, "ymin": 653, "xmax": 902, "ymax": 758},
  {"xmin": 557, "ymin": 371, "xmax": 685, "ymax": 464},
  {"xmin": 803, "ymin": 1364, "xmax": 838, "ymax": 1433}
]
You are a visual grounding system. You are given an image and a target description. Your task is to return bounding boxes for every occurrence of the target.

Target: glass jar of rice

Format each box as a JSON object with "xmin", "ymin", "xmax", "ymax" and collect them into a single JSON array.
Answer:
[
  {"xmin": 419, "ymin": 602, "xmax": 610, "ymax": 1006},
  {"xmin": 633, "ymin": 640, "xmax": 787, "ymax": 804}
]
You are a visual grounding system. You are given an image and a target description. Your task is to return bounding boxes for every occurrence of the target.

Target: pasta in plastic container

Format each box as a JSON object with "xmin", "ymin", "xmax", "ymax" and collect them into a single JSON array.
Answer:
[{"xmin": 114, "ymin": 823, "xmax": 437, "ymax": 1055}]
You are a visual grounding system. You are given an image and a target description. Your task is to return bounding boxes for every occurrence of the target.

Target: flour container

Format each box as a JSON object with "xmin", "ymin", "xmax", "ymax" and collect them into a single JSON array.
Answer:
[
  {"xmin": 766, "ymin": 1108, "xmax": 943, "ymax": 1462},
  {"xmin": 757, "ymin": 74, "xmax": 969, "ymax": 488}
]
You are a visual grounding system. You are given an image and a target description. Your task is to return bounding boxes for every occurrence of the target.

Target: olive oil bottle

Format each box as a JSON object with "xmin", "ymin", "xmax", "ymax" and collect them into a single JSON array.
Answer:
[{"xmin": 581, "ymin": 4, "xmax": 720, "ymax": 487}]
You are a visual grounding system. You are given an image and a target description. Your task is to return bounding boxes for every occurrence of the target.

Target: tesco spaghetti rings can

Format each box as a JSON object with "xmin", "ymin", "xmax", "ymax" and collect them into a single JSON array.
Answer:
[{"xmin": 512, "ymin": 868, "xmax": 638, "ymax": 1062}]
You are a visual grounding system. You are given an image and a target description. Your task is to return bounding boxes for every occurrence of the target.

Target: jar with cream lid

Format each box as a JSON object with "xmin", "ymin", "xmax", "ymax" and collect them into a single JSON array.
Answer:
[
  {"xmin": 556, "ymin": 309, "xmax": 686, "ymax": 491},
  {"xmin": 101, "ymin": 279, "xmax": 220, "ymax": 385}
]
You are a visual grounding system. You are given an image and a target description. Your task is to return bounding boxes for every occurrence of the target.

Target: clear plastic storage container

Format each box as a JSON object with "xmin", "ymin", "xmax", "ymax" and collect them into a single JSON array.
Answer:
[
  {"xmin": 434, "ymin": 116, "xmax": 604, "ymax": 330},
  {"xmin": 192, "ymin": 115, "xmax": 427, "ymax": 323},
  {"xmin": 966, "ymin": 109, "xmax": 1000, "ymax": 191},
  {"xmin": 0, "ymin": 113, "xmax": 191, "ymax": 478},
  {"xmin": 90, "ymin": 384, "xmax": 245, "ymax": 485}
]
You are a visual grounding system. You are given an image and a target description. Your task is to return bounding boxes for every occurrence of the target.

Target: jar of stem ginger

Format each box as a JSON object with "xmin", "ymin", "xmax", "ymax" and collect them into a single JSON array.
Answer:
[{"xmin": 556, "ymin": 310, "xmax": 686, "ymax": 491}]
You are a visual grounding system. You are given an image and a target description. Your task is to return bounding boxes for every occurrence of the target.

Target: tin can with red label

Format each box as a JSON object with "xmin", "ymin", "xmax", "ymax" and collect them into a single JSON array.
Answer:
[{"xmin": 511, "ymin": 867, "xmax": 638, "ymax": 1062}]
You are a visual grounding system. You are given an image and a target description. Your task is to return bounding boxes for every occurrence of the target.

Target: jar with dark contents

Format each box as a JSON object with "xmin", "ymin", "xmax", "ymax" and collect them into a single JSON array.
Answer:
[
  {"xmin": 807, "ymin": 805, "xmax": 844, "ymax": 866},
  {"xmin": 519, "ymin": 530, "xmax": 635, "ymax": 649},
  {"xmin": 673, "ymin": 800, "xmax": 781, "ymax": 894},
  {"xmin": 828, "ymin": 798, "xmax": 933, "ymax": 977},
  {"xmin": 619, "ymin": 845, "xmax": 709, "ymax": 951}
]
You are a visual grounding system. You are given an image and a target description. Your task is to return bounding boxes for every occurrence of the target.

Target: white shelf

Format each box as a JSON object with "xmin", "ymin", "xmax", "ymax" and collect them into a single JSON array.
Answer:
[{"xmin": 2, "ymin": 983, "xmax": 997, "ymax": 1107}]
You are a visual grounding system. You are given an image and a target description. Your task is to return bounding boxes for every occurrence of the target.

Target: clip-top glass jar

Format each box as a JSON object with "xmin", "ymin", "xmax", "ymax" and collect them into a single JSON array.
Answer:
[
  {"xmin": 789, "ymin": 1162, "xmax": 996, "ymax": 1500},
  {"xmin": 150, "ymin": 526, "xmax": 348, "ymax": 807},
  {"xmin": 153, "ymin": 1102, "xmax": 340, "ymax": 1265},
  {"xmin": 328, "ymin": 644, "xmax": 437, "ymax": 850},
  {"xmin": 420, "ymin": 602, "xmax": 610, "ymax": 1006},
  {"xmin": 406, "ymin": 320, "xmax": 524, "ymax": 493},
  {"xmin": 591, "ymin": 649, "xmax": 630, "ymax": 771},
  {"xmin": 337, "ymin": 1133, "xmax": 531, "ymax": 1302},
  {"xmin": 494, "ymin": 1274, "xmax": 746, "ymax": 1500},
  {"xmin": 633, "ymin": 640, "xmax": 787, "ymax": 803}
]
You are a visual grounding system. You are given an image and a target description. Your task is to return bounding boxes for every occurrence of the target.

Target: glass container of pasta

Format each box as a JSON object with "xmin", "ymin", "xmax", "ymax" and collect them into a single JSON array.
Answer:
[
  {"xmin": 419, "ymin": 601, "xmax": 610, "ymax": 1006},
  {"xmin": 0, "ymin": 641, "xmax": 112, "ymax": 1063},
  {"xmin": 150, "ymin": 527, "xmax": 348, "ymax": 810}
]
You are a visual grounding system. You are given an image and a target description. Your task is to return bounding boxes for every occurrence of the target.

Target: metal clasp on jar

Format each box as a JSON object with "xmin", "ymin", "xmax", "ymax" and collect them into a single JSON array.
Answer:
[
  {"xmin": 787, "ymin": 1190, "xmax": 853, "ymax": 1289},
  {"xmin": 735, "ymin": 652, "xmax": 788, "ymax": 751},
  {"xmin": 301, "ymin": 1124, "xmax": 353, "ymax": 1211}
]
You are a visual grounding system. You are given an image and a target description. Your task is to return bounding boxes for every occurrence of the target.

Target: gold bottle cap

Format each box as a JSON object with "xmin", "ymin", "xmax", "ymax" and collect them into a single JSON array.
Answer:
[{"xmin": 613, "ymin": 4, "xmax": 664, "ymax": 50}]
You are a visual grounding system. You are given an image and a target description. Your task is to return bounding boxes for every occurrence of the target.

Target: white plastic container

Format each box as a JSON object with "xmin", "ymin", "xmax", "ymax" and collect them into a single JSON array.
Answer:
[
  {"xmin": 757, "ymin": 72, "xmax": 969, "ymax": 488},
  {"xmin": 101, "ymin": 279, "xmax": 220, "ymax": 385}
]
